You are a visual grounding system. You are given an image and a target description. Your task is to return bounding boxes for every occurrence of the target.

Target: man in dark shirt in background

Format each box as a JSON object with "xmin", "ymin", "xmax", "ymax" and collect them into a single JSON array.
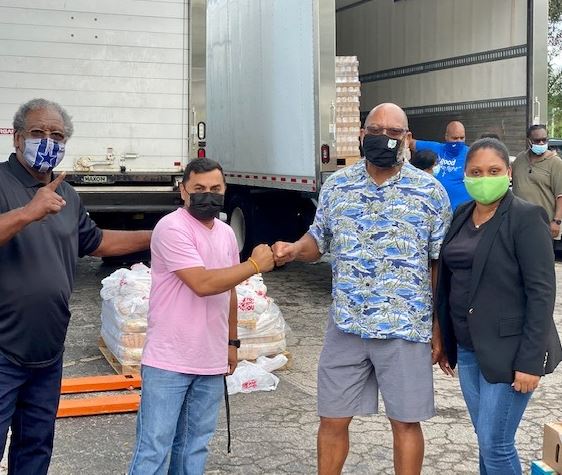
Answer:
[{"xmin": 0, "ymin": 98, "xmax": 152, "ymax": 474}]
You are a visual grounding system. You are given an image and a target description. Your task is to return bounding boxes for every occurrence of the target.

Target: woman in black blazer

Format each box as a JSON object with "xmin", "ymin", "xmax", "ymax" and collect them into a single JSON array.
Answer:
[{"xmin": 436, "ymin": 138, "xmax": 562, "ymax": 475}]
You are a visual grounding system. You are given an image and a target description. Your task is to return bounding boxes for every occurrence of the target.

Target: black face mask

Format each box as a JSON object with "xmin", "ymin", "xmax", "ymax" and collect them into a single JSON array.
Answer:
[
  {"xmin": 188, "ymin": 192, "xmax": 224, "ymax": 221},
  {"xmin": 363, "ymin": 134, "xmax": 403, "ymax": 168}
]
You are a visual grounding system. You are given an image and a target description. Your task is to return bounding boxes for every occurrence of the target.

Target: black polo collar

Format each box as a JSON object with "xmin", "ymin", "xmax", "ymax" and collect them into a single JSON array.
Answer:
[{"xmin": 8, "ymin": 153, "xmax": 47, "ymax": 188}]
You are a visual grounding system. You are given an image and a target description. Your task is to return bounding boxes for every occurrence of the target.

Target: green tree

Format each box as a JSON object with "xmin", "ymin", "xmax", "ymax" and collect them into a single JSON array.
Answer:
[{"xmin": 549, "ymin": 0, "xmax": 562, "ymax": 136}]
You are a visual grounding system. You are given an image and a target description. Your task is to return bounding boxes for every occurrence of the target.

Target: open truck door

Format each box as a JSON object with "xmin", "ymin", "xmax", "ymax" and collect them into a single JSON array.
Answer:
[
  {"xmin": 336, "ymin": 0, "xmax": 548, "ymax": 152},
  {"xmin": 207, "ymin": 0, "xmax": 547, "ymax": 256}
]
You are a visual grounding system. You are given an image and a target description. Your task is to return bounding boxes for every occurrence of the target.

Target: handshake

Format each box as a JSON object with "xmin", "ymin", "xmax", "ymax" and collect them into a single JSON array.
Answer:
[{"xmin": 248, "ymin": 241, "xmax": 299, "ymax": 273}]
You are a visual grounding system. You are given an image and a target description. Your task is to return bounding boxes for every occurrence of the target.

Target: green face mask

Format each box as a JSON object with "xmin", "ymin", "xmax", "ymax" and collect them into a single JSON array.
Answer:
[{"xmin": 463, "ymin": 174, "xmax": 510, "ymax": 205}]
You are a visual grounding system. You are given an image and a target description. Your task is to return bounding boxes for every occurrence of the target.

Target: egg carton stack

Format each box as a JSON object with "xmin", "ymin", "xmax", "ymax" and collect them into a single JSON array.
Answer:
[
  {"xmin": 336, "ymin": 56, "xmax": 362, "ymax": 166},
  {"xmin": 99, "ymin": 263, "xmax": 151, "ymax": 369},
  {"xmin": 236, "ymin": 275, "xmax": 289, "ymax": 361}
]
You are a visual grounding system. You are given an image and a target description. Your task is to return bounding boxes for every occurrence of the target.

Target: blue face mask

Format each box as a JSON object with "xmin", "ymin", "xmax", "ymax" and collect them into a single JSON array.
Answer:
[
  {"xmin": 444, "ymin": 142, "xmax": 463, "ymax": 158},
  {"xmin": 22, "ymin": 138, "xmax": 65, "ymax": 173},
  {"xmin": 530, "ymin": 143, "xmax": 548, "ymax": 155}
]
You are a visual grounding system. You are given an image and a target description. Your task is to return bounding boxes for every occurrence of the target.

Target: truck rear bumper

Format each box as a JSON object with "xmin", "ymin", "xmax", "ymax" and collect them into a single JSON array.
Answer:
[{"xmin": 75, "ymin": 187, "xmax": 182, "ymax": 213}]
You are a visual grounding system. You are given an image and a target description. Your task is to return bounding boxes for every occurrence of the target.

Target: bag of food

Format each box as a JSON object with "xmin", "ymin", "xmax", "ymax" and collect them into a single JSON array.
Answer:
[{"xmin": 226, "ymin": 361, "xmax": 280, "ymax": 395}]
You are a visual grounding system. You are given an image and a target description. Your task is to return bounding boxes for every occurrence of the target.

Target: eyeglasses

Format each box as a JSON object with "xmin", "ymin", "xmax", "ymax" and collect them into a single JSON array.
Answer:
[
  {"xmin": 530, "ymin": 137, "xmax": 548, "ymax": 144},
  {"xmin": 365, "ymin": 126, "xmax": 408, "ymax": 139},
  {"xmin": 26, "ymin": 128, "xmax": 66, "ymax": 142}
]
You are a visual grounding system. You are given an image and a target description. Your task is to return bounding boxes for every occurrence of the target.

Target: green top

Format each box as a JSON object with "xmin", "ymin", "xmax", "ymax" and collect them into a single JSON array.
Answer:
[{"xmin": 511, "ymin": 150, "xmax": 562, "ymax": 221}]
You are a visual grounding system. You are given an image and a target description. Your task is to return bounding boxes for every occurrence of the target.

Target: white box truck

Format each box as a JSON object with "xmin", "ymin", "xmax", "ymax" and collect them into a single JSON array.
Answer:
[
  {"xmin": 0, "ymin": 0, "xmax": 206, "ymax": 232},
  {"xmin": 0, "ymin": 0, "xmax": 548, "ymax": 256},
  {"xmin": 208, "ymin": 0, "xmax": 548, "ymax": 256}
]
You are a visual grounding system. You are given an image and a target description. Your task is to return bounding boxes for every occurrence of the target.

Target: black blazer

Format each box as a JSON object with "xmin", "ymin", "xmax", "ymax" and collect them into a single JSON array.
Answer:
[{"xmin": 436, "ymin": 190, "xmax": 562, "ymax": 383}]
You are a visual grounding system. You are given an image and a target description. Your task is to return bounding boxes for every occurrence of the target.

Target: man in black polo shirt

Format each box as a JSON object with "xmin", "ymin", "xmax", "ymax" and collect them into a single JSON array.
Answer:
[{"xmin": 0, "ymin": 98, "xmax": 152, "ymax": 474}]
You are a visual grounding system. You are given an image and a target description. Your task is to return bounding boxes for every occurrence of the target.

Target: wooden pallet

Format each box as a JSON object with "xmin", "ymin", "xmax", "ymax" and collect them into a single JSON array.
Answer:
[
  {"xmin": 98, "ymin": 336, "xmax": 292, "ymax": 373},
  {"xmin": 98, "ymin": 337, "xmax": 141, "ymax": 375}
]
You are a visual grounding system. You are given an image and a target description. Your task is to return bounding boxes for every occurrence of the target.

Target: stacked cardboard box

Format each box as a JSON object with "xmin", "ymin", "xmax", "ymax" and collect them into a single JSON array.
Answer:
[
  {"xmin": 531, "ymin": 422, "xmax": 562, "ymax": 474},
  {"xmin": 336, "ymin": 56, "xmax": 361, "ymax": 166}
]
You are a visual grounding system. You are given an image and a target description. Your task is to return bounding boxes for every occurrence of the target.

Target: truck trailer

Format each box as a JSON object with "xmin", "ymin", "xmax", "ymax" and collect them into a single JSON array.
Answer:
[
  {"xmin": 0, "ymin": 0, "xmax": 206, "ymax": 233},
  {"xmin": 0, "ymin": 0, "xmax": 548, "ymax": 256},
  {"xmin": 208, "ymin": 0, "xmax": 548, "ymax": 256}
]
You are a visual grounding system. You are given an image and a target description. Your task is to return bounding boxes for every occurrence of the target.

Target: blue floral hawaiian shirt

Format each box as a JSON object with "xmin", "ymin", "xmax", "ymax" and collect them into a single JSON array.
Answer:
[{"xmin": 308, "ymin": 160, "xmax": 452, "ymax": 343}]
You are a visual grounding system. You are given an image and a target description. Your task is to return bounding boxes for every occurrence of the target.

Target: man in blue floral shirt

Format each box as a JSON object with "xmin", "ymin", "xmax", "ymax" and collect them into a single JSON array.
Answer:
[{"xmin": 273, "ymin": 103, "xmax": 452, "ymax": 474}]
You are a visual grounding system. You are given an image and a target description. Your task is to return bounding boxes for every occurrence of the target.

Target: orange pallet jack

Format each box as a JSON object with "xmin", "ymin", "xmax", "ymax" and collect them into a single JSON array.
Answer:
[{"xmin": 57, "ymin": 374, "xmax": 141, "ymax": 418}]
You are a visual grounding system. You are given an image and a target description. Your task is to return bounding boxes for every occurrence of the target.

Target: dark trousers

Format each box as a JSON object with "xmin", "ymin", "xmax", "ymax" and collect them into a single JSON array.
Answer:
[{"xmin": 0, "ymin": 353, "xmax": 63, "ymax": 475}]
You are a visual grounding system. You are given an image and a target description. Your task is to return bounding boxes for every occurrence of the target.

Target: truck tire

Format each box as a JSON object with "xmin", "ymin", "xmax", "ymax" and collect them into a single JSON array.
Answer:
[
  {"xmin": 227, "ymin": 196, "xmax": 255, "ymax": 260},
  {"xmin": 226, "ymin": 191, "xmax": 316, "ymax": 261}
]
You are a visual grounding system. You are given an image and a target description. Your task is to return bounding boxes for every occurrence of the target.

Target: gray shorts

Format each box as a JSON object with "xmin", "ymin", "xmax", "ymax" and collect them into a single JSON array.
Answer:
[{"xmin": 317, "ymin": 317, "xmax": 435, "ymax": 422}]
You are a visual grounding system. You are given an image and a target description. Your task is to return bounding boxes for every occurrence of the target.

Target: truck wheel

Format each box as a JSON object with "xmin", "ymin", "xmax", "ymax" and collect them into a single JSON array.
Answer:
[
  {"xmin": 227, "ymin": 192, "xmax": 317, "ymax": 261},
  {"xmin": 227, "ymin": 197, "xmax": 255, "ymax": 259},
  {"xmin": 230, "ymin": 206, "xmax": 246, "ymax": 252}
]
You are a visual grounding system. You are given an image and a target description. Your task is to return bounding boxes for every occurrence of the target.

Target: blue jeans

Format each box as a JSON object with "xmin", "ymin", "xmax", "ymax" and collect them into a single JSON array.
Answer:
[
  {"xmin": 457, "ymin": 346, "xmax": 533, "ymax": 475},
  {"xmin": 0, "ymin": 353, "xmax": 63, "ymax": 475},
  {"xmin": 128, "ymin": 365, "xmax": 224, "ymax": 475}
]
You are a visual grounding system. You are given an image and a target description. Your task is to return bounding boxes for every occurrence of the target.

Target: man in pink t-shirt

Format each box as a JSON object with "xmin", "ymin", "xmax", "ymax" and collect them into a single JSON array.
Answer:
[{"xmin": 129, "ymin": 158, "xmax": 274, "ymax": 475}]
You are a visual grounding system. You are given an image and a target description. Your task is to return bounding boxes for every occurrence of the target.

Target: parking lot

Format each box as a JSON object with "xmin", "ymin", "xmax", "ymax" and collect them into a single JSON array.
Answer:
[{"xmin": 2, "ymin": 256, "xmax": 561, "ymax": 474}]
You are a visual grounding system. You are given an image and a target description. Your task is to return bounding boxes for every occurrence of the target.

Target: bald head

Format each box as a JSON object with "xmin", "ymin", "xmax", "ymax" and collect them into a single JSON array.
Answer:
[
  {"xmin": 362, "ymin": 103, "xmax": 411, "ymax": 170},
  {"xmin": 445, "ymin": 121, "xmax": 465, "ymax": 142},
  {"xmin": 364, "ymin": 103, "xmax": 409, "ymax": 131}
]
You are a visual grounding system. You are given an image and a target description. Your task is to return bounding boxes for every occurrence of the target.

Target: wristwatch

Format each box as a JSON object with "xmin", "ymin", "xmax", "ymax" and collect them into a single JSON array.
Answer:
[
  {"xmin": 228, "ymin": 339, "xmax": 241, "ymax": 348},
  {"xmin": 553, "ymin": 219, "xmax": 562, "ymax": 225}
]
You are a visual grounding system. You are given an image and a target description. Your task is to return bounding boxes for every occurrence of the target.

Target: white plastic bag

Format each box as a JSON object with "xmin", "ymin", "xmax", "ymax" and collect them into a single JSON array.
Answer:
[
  {"xmin": 236, "ymin": 276, "xmax": 270, "ymax": 328},
  {"xmin": 101, "ymin": 299, "xmax": 147, "ymax": 333},
  {"xmin": 226, "ymin": 361, "xmax": 280, "ymax": 395},
  {"xmin": 100, "ymin": 263, "xmax": 151, "ymax": 301},
  {"xmin": 99, "ymin": 268, "xmax": 129, "ymax": 300},
  {"xmin": 238, "ymin": 302, "xmax": 286, "ymax": 339},
  {"xmin": 237, "ymin": 338, "xmax": 286, "ymax": 361},
  {"xmin": 99, "ymin": 264, "xmax": 151, "ymax": 365},
  {"xmin": 255, "ymin": 354, "xmax": 288, "ymax": 372},
  {"xmin": 100, "ymin": 325, "xmax": 143, "ymax": 365}
]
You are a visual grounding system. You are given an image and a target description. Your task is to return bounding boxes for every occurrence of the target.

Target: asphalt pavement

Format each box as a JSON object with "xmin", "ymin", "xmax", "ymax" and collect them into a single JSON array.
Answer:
[{"xmin": 2, "ymin": 257, "xmax": 562, "ymax": 474}]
